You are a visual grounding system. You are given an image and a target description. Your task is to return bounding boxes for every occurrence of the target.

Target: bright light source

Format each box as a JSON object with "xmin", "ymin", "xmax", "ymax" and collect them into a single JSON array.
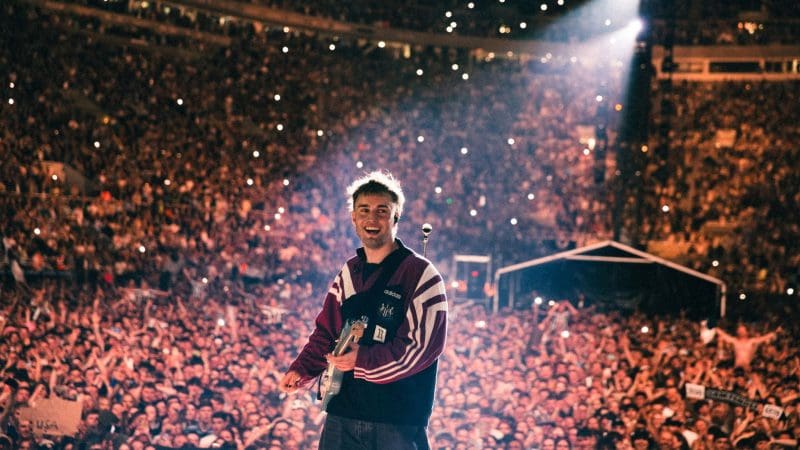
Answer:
[
  {"xmin": 283, "ymin": 178, "xmax": 290, "ymax": 186},
  {"xmin": 451, "ymin": 64, "xmax": 459, "ymax": 71},
  {"xmin": 548, "ymin": 300, "xmax": 556, "ymax": 306},
  {"xmin": 520, "ymin": 22, "xmax": 527, "ymax": 29},
  {"xmin": 557, "ymin": 0, "xmax": 564, "ymax": 4},
  {"xmin": 7, "ymin": 98, "xmax": 13, "ymax": 105},
  {"xmin": 451, "ymin": 281, "xmax": 460, "ymax": 288},
  {"xmin": 264, "ymin": 224, "xmax": 271, "ymax": 231},
  {"xmin": 445, "ymin": 11, "xmax": 452, "ymax": 18},
  {"xmin": 274, "ymin": 94, "xmax": 281, "ymax": 101},
  {"xmin": 434, "ymin": 186, "xmax": 442, "ymax": 194},
  {"xmin": 51, "ymin": 174, "xmax": 58, "ymax": 181},
  {"xmin": 9, "ymin": 82, "xmax": 14, "ymax": 88},
  {"xmin": 527, "ymin": 193, "xmax": 535, "ymax": 200},
  {"xmin": 534, "ymin": 296, "xmax": 543, "ymax": 305},
  {"xmin": 787, "ymin": 288, "xmax": 795, "ymax": 295},
  {"xmin": 739, "ymin": 293, "xmax": 746, "ymax": 300},
  {"xmin": 417, "ymin": 135, "xmax": 425, "ymax": 143},
  {"xmin": 629, "ymin": 18, "xmax": 644, "ymax": 33},
  {"xmin": 217, "ymin": 318, "xmax": 225, "ymax": 327},
  {"xmin": 570, "ymin": 56, "xmax": 578, "ymax": 63},
  {"xmin": 615, "ymin": 103, "xmax": 623, "ymax": 111},
  {"xmin": 329, "ymin": 44, "xmax": 336, "ymax": 51},
  {"xmin": 94, "ymin": 141, "xmax": 101, "ymax": 148},
  {"xmin": 274, "ymin": 213, "xmax": 281, "ymax": 220},
  {"xmin": 378, "ymin": 41, "xmax": 386, "ymax": 48},
  {"xmin": 164, "ymin": 179, "xmax": 171, "ymax": 186},
  {"xmin": 416, "ymin": 69, "xmax": 424, "ymax": 76},
  {"xmin": 641, "ymin": 145, "xmax": 649, "ymax": 153},
  {"xmin": 317, "ymin": 129, "xmax": 324, "ymax": 137},
  {"xmin": 712, "ymin": 260, "xmax": 719, "ymax": 267},
  {"xmin": 475, "ymin": 320, "xmax": 486, "ymax": 329},
  {"xmin": 467, "ymin": 2, "xmax": 475, "ymax": 8},
  {"xmin": 540, "ymin": 3, "xmax": 548, "ymax": 11},
  {"xmin": 253, "ymin": 150, "xmax": 260, "ymax": 158},
  {"xmin": 282, "ymin": 46, "xmax": 289, "ymax": 53},
  {"xmin": 34, "ymin": 227, "xmax": 41, "ymax": 235},
  {"xmin": 138, "ymin": 245, "xmax": 146, "ymax": 253},
  {"xmin": 278, "ymin": 207, "xmax": 285, "ymax": 214},
  {"xmin": 202, "ymin": 277, "xmax": 208, "ymax": 284},
  {"xmin": 507, "ymin": 138, "xmax": 515, "ymax": 145},
  {"xmin": 450, "ymin": 21, "xmax": 457, "ymax": 28},
  {"xmin": 596, "ymin": 95, "xmax": 604, "ymax": 102},
  {"xmin": 276, "ymin": 123, "xmax": 284, "ymax": 131},
  {"xmin": 246, "ymin": 178, "xmax": 254, "ymax": 186},
  {"xmin": 462, "ymin": 73, "xmax": 469, "ymax": 80},
  {"xmin": 661, "ymin": 204, "xmax": 670, "ymax": 213},
  {"xmin": 510, "ymin": 217, "xmax": 518, "ymax": 225},
  {"xmin": 641, "ymin": 326, "xmax": 649, "ymax": 333},
  {"xmin": 446, "ymin": 26, "xmax": 453, "ymax": 33},
  {"xmin": 560, "ymin": 330, "xmax": 570, "ymax": 338},
  {"xmin": 604, "ymin": 18, "xmax": 612, "ymax": 26},
  {"xmin": 469, "ymin": 209, "xmax": 477, "ymax": 217},
  {"xmin": 583, "ymin": 149, "xmax": 591, "ymax": 156},
  {"xmin": 283, "ymin": 26, "xmax": 290, "ymax": 33},
  {"xmin": 356, "ymin": 161, "xmax": 364, "ymax": 168},
  {"xmin": 176, "ymin": 98, "xmax": 183, "ymax": 105},
  {"xmin": 460, "ymin": 147, "xmax": 468, "ymax": 155}
]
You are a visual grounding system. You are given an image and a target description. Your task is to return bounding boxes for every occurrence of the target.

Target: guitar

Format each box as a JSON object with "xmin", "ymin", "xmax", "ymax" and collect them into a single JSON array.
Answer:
[{"xmin": 319, "ymin": 319, "xmax": 366, "ymax": 410}]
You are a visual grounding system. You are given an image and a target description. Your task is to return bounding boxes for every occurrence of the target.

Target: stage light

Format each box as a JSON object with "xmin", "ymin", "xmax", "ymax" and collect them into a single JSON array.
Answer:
[
  {"xmin": 739, "ymin": 293, "xmax": 746, "ymax": 300},
  {"xmin": 283, "ymin": 26, "xmax": 290, "ymax": 33},
  {"xmin": 276, "ymin": 124, "xmax": 284, "ymax": 131},
  {"xmin": 469, "ymin": 209, "xmax": 477, "ymax": 217},
  {"xmin": 417, "ymin": 135, "xmax": 425, "ymax": 143},
  {"xmin": 583, "ymin": 149, "xmax": 591, "ymax": 156},
  {"xmin": 641, "ymin": 326, "xmax": 649, "ymax": 333},
  {"xmin": 278, "ymin": 207, "xmax": 285, "ymax": 214},
  {"xmin": 164, "ymin": 179, "xmax": 171, "ymax": 186},
  {"xmin": 202, "ymin": 277, "xmax": 208, "ymax": 284},
  {"xmin": 540, "ymin": 4, "xmax": 548, "ymax": 11},
  {"xmin": 282, "ymin": 46, "xmax": 289, "ymax": 53},
  {"xmin": 445, "ymin": 11, "xmax": 452, "ymax": 18},
  {"xmin": 435, "ymin": 186, "xmax": 442, "ymax": 194},
  {"xmin": 460, "ymin": 147, "xmax": 468, "ymax": 155},
  {"xmin": 641, "ymin": 145, "xmax": 648, "ymax": 153},
  {"xmin": 378, "ymin": 41, "xmax": 386, "ymax": 48},
  {"xmin": 176, "ymin": 98, "xmax": 183, "ymax": 105},
  {"xmin": 534, "ymin": 296, "xmax": 543, "ymax": 305},
  {"xmin": 51, "ymin": 174, "xmax": 58, "ymax": 181},
  {"xmin": 510, "ymin": 218, "xmax": 518, "ymax": 225},
  {"xmin": 356, "ymin": 161, "xmax": 363, "ymax": 168},
  {"xmin": 138, "ymin": 245, "xmax": 146, "ymax": 253},
  {"xmin": 416, "ymin": 69, "xmax": 424, "ymax": 76},
  {"xmin": 274, "ymin": 213, "xmax": 281, "ymax": 220},
  {"xmin": 94, "ymin": 141, "xmax": 101, "ymax": 148},
  {"xmin": 661, "ymin": 204, "xmax": 670, "ymax": 213},
  {"xmin": 527, "ymin": 193, "xmax": 535, "ymax": 200},
  {"xmin": 446, "ymin": 26, "xmax": 453, "ymax": 33},
  {"xmin": 34, "ymin": 228, "xmax": 41, "ymax": 235},
  {"xmin": 462, "ymin": 73, "xmax": 469, "ymax": 80},
  {"xmin": 329, "ymin": 44, "xmax": 336, "ymax": 51},
  {"xmin": 788, "ymin": 288, "xmax": 795, "ymax": 295},
  {"xmin": 317, "ymin": 129, "xmax": 324, "ymax": 137},
  {"xmin": 246, "ymin": 178, "xmax": 254, "ymax": 186},
  {"xmin": 9, "ymin": 82, "xmax": 14, "ymax": 88},
  {"xmin": 450, "ymin": 21, "xmax": 457, "ymax": 28},
  {"xmin": 548, "ymin": 300, "xmax": 556, "ymax": 306},
  {"xmin": 263, "ymin": 224, "xmax": 271, "ymax": 231},
  {"xmin": 7, "ymin": 98, "xmax": 13, "ymax": 105},
  {"xmin": 712, "ymin": 260, "xmax": 719, "ymax": 267},
  {"xmin": 467, "ymin": 2, "xmax": 474, "ymax": 9},
  {"xmin": 283, "ymin": 179, "xmax": 290, "ymax": 186},
  {"xmin": 451, "ymin": 64, "xmax": 459, "ymax": 71},
  {"xmin": 274, "ymin": 94, "xmax": 281, "ymax": 101},
  {"xmin": 507, "ymin": 138, "xmax": 515, "ymax": 145},
  {"xmin": 253, "ymin": 150, "xmax": 260, "ymax": 158},
  {"xmin": 596, "ymin": 95, "xmax": 604, "ymax": 102},
  {"xmin": 520, "ymin": 22, "xmax": 527, "ymax": 29}
]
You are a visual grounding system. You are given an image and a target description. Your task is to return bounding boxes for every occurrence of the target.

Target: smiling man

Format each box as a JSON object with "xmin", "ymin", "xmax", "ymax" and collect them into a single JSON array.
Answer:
[{"xmin": 279, "ymin": 171, "xmax": 448, "ymax": 450}]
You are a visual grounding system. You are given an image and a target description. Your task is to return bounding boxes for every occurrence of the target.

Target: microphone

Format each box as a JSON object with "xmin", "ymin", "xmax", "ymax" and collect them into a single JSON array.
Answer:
[
  {"xmin": 421, "ymin": 223, "xmax": 432, "ymax": 257},
  {"xmin": 421, "ymin": 223, "xmax": 433, "ymax": 237}
]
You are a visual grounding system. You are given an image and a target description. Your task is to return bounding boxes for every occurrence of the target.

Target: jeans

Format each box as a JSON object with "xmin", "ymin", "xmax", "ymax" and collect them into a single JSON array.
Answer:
[{"xmin": 319, "ymin": 414, "xmax": 430, "ymax": 450}]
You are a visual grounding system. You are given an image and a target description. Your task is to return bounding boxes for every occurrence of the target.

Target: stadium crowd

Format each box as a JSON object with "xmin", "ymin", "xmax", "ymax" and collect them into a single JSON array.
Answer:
[{"xmin": 1, "ymin": 0, "xmax": 799, "ymax": 449}]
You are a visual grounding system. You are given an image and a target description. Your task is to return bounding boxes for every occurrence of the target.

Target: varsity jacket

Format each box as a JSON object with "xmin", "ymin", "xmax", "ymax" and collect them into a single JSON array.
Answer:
[{"xmin": 288, "ymin": 239, "xmax": 448, "ymax": 425}]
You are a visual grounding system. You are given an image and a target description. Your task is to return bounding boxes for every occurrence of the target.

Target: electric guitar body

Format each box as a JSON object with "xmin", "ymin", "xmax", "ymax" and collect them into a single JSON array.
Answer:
[{"xmin": 319, "ymin": 319, "xmax": 366, "ymax": 410}]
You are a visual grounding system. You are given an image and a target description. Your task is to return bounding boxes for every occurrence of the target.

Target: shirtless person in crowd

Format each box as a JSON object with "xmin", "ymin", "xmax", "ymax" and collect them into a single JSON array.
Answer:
[{"xmin": 716, "ymin": 324, "xmax": 780, "ymax": 369}]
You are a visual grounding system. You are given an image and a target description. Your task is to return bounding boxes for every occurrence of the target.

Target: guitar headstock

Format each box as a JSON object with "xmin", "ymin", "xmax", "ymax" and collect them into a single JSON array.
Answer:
[{"xmin": 350, "ymin": 321, "xmax": 366, "ymax": 343}]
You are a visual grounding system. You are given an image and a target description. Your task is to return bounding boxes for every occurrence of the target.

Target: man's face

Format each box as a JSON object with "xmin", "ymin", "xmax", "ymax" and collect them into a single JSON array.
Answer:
[{"xmin": 351, "ymin": 193, "xmax": 397, "ymax": 250}]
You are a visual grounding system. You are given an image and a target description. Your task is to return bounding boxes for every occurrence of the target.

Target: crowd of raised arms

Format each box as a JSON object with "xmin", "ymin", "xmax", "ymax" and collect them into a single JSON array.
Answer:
[{"xmin": 1, "ymin": 0, "xmax": 799, "ymax": 449}]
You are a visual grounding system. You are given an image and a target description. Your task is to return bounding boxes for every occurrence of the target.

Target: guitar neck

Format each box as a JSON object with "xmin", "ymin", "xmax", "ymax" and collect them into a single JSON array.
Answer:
[{"xmin": 332, "ymin": 335, "xmax": 354, "ymax": 357}]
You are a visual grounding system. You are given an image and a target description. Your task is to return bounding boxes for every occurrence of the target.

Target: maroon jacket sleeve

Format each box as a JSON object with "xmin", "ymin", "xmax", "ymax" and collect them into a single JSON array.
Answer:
[
  {"xmin": 353, "ymin": 263, "xmax": 448, "ymax": 384},
  {"xmin": 288, "ymin": 272, "xmax": 344, "ymax": 382}
]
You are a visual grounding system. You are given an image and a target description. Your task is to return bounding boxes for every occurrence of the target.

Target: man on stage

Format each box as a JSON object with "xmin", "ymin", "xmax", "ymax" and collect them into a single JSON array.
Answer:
[{"xmin": 279, "ymin": 171, "xmax": 448, "ymax": 450}]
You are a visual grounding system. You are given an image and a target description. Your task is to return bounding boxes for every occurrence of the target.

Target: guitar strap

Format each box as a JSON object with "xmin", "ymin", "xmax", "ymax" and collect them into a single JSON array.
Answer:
[{"xmin": 316, "ymin": 246, "xmax": 411, "ymax": 400}]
